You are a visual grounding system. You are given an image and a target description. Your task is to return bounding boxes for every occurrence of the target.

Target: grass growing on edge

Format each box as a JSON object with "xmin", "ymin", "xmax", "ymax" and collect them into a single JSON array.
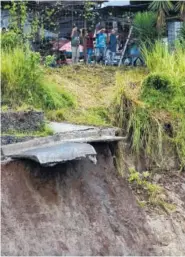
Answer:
[
  {"xmin": 112, "ymin": 42, "xmax": 185, "ymax": 169},
  {"xmin": 2, "ymin": 124, "xmax": 54, "ymax": 137},
  {"xmin": 46, "ymin": 107, "xmax": 111, "ymax": 126},
  {"xmin": 142, "ymin": 41, "xmax": 185, "ymax": 82},
  {"xmin": 128, "ymin": 167, "xmax": 176, "ymax": 212}
]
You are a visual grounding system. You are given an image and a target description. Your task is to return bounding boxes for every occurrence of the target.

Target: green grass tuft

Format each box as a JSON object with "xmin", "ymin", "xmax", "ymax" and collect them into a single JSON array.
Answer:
[
  {"xmin": 2, "ymin": 124, "xmax": 54, "ymax": 137},
  {"xmin": 1, "ymin": 46, "xmax": 76, "ymax": 111},
  {"xmin": 113, "ymin": 42, "xmax": 185, "ymax": 169},
  {"xmin": 128, "ymin": 168, "xmax": 176, "ymax": 212},
  {"xmin": 46, "ymin": 107, "xmax": 110, "ymax": 126}
]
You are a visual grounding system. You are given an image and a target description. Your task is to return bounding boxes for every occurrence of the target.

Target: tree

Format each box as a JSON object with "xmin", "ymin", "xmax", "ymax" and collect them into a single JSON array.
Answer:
[
  {"xmin": 4, "ymin": 1, "xmax": 28, "ymax": 34},
  {"xmin": 133, "ymin": 11, "xmax": 161, "ymax": 45},
  {"xmin": 83, "ymin": 1, "xmax": 99, "ymax": 29},
  {"xmin": 175, "ymin": 1, "xmax": 185, "ymax": 21},
  {"xmin": 149, "ymin": 1, "xmax": 173, "ymax": 29}
]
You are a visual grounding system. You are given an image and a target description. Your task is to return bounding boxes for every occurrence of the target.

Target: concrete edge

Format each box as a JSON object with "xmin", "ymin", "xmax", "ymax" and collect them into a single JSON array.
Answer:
[{"xmin": 2, "ymin": 136, "xmax": 126, "ymax": 157}]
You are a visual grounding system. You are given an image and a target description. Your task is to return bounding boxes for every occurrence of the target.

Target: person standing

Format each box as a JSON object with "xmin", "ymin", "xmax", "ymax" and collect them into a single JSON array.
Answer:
[
  {"xmin": 95, "ymin": 28, "xmax": 107, "ymax": 63},
  {"xmin": 81, "ymin": 28, "xmax": 87, "ymax": 63},
  {"xmin": 71, "ymin": 25, "xmax": 80, "ymax": 64},
  {"xmin": 106, "ymin": 29, "xmax": 118, "ymax": 65},
  {"xmin": 86, "ymin": 28, "xmax": 94, "ymax": 64}
]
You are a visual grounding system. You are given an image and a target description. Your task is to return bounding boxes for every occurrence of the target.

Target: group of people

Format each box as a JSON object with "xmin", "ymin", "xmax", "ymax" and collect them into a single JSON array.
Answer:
[{"xmin": 71, "ymin": 24, "xmax": 119, "ymax": 65}]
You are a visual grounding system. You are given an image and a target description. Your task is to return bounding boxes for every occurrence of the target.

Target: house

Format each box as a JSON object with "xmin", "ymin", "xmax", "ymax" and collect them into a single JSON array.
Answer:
[
  {"xmin": 1, "ymin": 1, "xmax": 107, "ymax": 39},
  {"xmin": 99, "ymin": 0, "xmax": 183, "ymax": 45}
]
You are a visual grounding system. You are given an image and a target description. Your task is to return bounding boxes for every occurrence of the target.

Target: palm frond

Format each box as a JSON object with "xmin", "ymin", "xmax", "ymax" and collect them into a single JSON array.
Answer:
[
  {"xmin": 149, "ymin": 1, "xmax": 173, "ymax": 28},
  {"xmin": 175, "ymin": 1, "xmax": 185, "ymax": 20},
  {"xmin": 149, "ymin": 1, "xmax": 173, "ymax": 15},
  {"xmin": 133, "ymin": 12, "xmax": 161, "ymax": 44}
]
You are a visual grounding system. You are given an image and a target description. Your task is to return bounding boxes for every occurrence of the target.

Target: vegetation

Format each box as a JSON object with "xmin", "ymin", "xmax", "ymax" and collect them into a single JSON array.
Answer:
[
  {"xmin": 133, "ymin": 2, "xmax": 185, "ymax": 46},
  {"xmin": 133, "ymin": 12, "xmax": 162, "ymax": 44},
  {"xmin": 113, "ymin": 41, "xmax": 185, "ymax": 170},
  {"xmin": 1, "ymin": 35, "xmax": 117, "ymax": 126},
  {"xmin": 2, "ymin": 125, "xmax": 54, "ymax": 137},
  {"xmin": 1, "ymin": 0, "xmax": 185, "ymax": 171},
  {"xmin": 45, "ymin": 65, "xmax": 117, "ymax": 125},
  {"xmin": 149, "ymin": 1, "xmax": 173, "ymax": 29},
  {"xmin": 45, "ymin": 55, "xmax": 55, "ymax": 67},
  {"xmin": 1, "ymin": 31, "xmax": 23, "ymax": 50},
  {"xmin": 175, "ymin": 1, "xmax": 185, "ymax": 20},
  {"xmin": 1, "ymin": 43, "xmax": 76, "ymax": 111},
  {"xmin": 148, "ymin": 1, "xmax": 185, "ymax": 29},
  {"xmin": 128, "ymin": 167, "xmax": 176, "ymax": 212}
]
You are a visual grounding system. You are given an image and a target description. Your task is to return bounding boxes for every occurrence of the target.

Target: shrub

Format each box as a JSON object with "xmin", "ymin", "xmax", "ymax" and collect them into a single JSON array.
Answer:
[
  {"xmin": 143, "ymin": 73, "xmax": 171, "ymax": 91},
  {"xmin": 142, "ymin": 41, "xmax": 185, "ymax": 112},
  {"xmin": 45, "ymin": 55, "xmax": 55, "ymax": 67},
  {"xmin": 1, "ymin": 31, "xmax": 23, "ymax": 50},
  {"xmin": 133, "ymin": 12, "xmax": 162, "ymax": 45},
  {"xmin": 141, "ymin": 73, "xmax": 174, "ymax": 108},
  {"xmin": 112, "ymin": 65, "xmax": 185, "ymax": 168},
  {"xmin": 1, "ymin": 47, "xmax": 42, "ymax": 105},
  {"xmin": 1, "ymin": 46, "xmax": 76, "ymax": 110},
  {"xmin": 46, "ymin": 109, "xmax": 65, "ymax": 121}
]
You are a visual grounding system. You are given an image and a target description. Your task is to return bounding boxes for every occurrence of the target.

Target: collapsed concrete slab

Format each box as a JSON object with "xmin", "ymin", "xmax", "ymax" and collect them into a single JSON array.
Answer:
[
  {"xmin": 9, "ymin": 142, "xmax": 97, "ymax": 166},
  {"xmin": 2, "ymin": 135, "xmax": 125, "ymax": 157},
  {"xmin": 1, "ymin": 123, "xmax": 125, "ymax": 165}
]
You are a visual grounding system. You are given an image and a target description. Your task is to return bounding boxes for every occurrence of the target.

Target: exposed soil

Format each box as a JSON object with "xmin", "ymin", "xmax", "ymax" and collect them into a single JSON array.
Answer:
[
  {"xmin": 145, "ymin": 170, "xmax": 185, "ymax": 255},
  {"xmin": 2, "ymin": 143, "xmax": 154, "ymax": 256},
  {"xmin": 1, "ymin": 143, "xmax": 185, "ymax": 256}
]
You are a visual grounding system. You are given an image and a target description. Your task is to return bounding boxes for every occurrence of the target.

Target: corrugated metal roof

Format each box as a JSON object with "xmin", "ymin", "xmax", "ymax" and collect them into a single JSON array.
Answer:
[{"xmin": 101, "ymin": 1, "xmax": 129, "ymax": 7}]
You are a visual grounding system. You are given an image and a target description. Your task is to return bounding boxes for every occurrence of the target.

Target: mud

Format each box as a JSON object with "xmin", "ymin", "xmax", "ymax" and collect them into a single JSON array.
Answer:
[{"xmin": 1, "ymin": 143, "xmax": 155, "ymax": 256}]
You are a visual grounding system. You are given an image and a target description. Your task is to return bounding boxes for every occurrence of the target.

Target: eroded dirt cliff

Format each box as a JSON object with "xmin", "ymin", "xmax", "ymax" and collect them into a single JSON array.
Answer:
[{"xmin": 1, "ymin": 143, "xmax": 185, "ymax": 255}]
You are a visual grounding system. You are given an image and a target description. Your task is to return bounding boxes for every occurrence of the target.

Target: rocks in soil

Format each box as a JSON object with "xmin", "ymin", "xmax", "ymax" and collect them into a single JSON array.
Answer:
[{"xmin": 1, "ymin": 111, "xmax": 44, "ymax": 133}]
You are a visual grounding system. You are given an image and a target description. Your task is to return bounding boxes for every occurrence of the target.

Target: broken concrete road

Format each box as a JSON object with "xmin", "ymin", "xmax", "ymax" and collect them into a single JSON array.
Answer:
[
  {"xmin": 10, "ymin": 142, "xmax": 97, "ymax": 166},
  {"xmin": 1, "ymin": 123, "xmax": 125, "ymax": 165}
]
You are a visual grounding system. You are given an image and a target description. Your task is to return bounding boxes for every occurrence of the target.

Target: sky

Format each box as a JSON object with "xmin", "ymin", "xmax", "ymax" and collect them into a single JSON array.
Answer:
[{"xmin": 102, "ymin": 1, "xmax": 130, "ymax": 7}]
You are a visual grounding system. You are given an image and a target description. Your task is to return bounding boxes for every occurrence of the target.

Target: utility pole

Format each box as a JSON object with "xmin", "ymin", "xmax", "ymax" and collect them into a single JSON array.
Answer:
[
  {"xmin": 118, "ymin": 25, "xmax": 133, "ymax": 67},
  {"xmin": 72, "ymin": 2, "xmax": 74, "ymax": 26}
]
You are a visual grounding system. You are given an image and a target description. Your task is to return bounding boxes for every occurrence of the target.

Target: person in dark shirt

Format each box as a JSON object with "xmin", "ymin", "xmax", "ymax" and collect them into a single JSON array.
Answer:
[
  {"xmin": 106, "ymin": 29, "xmax": 118, "ymax": 65},
  {"xmin": 86, "ymin": 28, "xmax": 94, "ymax": 64}
]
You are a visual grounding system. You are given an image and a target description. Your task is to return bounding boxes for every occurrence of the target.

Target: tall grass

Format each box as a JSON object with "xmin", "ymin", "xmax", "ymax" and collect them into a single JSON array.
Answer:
[
  {"xmin": 1, "ymin": 31, "xmax": 23, "ymax": 50},
  {"xmin": 1, "ymin": 46, "xmax": 41, "ymax": 104},
  {"xmin": 1, "ymin": 46, "xmax": 75, "ymax": 110},
  {"xmin": 113, "ymin": 42, "xmax": 185, "ymax": 169},
  {"xmin": 142, "ymin": 41, "xmax": 185, "ymax": 113},
  {"xmin": 142, "ymin": 41, "xmax": 185, "ymax": 83}
]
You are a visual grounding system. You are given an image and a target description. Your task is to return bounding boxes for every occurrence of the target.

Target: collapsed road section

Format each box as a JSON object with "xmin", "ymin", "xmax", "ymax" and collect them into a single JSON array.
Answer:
[
  {"xmin": 6, "ymin": 142, "xmax": 97, "ymax": 166},
  {"xmin": 1, "ymin": 122, "xmax": 125, "ymax": 166}
]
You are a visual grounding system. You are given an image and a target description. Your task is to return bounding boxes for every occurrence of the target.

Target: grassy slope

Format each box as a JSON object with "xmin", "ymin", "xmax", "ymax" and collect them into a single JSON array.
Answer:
[{"xmin": 45, "ymin": 65, "xmax": 121, "ymax": 126}]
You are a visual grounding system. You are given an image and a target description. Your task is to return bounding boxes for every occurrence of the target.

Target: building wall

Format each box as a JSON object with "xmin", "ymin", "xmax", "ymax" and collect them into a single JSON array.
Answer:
[{"xmin": 168, "ymin": 21, "xmax": 183, "ymax": 45}]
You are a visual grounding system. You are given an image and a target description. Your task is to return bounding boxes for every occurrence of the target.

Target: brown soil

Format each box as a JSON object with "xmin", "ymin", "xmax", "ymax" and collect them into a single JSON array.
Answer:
[{"xmin": 1, "ymin": 143, "xmax": 155, "ymax": 256}]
